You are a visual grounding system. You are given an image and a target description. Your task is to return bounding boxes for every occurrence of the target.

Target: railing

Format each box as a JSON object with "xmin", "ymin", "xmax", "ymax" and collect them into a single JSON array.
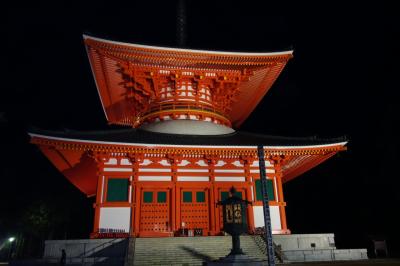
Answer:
[
  {"xmin": 143, "ymin": 101, "xmax": 229, "ymax": 120},
  {"xmin": 123, "ymin": 237, "xmax": 136, "ymax": 266},
  {"xmin": 251, "ymin": 228, "xmax": 287, "ymax": 263},
  {"xmin": 43, "ymin": 238, "xmax": 127, "ymax": 266},
  {"xmin": 273, "ymin": 242, "xmax": 286, "ymax": 263}
]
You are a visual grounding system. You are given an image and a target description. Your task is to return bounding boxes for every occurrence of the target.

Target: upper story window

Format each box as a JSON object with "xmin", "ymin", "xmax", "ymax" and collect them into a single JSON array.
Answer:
[
  {"xmin": 106, "ymin": 178, "xmax": 129, "ymax": 202},
  {"xmin": 255, "ymin": 179, "xmax": 275, "ymax": 201}
]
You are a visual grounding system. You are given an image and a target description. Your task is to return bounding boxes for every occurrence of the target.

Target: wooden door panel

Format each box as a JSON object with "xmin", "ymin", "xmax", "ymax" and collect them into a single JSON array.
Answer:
[
  {"xmin": 180, "ymin": 189, "xmax": 209, "ymax": 235},
  {"xmin": 139, "ymin": 189, "xmax": 171, "ymax": 234}
]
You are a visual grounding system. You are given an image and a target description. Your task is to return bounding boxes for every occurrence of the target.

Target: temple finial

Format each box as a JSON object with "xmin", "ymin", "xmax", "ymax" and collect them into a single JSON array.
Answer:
[{"xmin": 177, "ymin": 0, "xmax": 187, "ymax": 47}]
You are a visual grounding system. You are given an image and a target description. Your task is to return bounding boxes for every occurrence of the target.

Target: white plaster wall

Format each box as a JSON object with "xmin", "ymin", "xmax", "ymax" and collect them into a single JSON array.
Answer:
[
  {"xmin": 140, "ymin": 120, "xmax": 235, "ymax": 135},
  {"xmin": 251, "ymin": 160, "xmax": 273, "ymax": 167},
  {"xmin": 196, "ymin": 160, "xmax": 208, "ymax": 166},
  {"xmin": 104, "ymin": 158, "xmax": 117, "ymax": 165},
  {"xmin": 232, "ymin": 160, "xmax": 244, "ymax": 167},
  {"xmin": 99, "ymin": 207, "xmax": 131, "ymax": 232},
  {"xmin": 120, "ymin": 158, "xmax": 132, "ymax": 165},
  {"xmin": 250, "ymin": 169, "xmax": 275, "ymax": 173},
  {"xmin": 103, "ymin": 167, "xmax": 132, "ymax": 172},
  {"xmin": 253, "ymin": 205, "xmax": 281, "ymax": 231},
  {"xmin": 139, "ymin": 168, "xmax": 171, "ymax": 172},
  {"xmin": 177, "ymin": 160, "xmax": 191, "ymax": 166},
  {"xmin": 177, "ymin": 176, "xmax": 209, "ymax": 181},
  {"xmin": 214, "ymin": 176, "xmax": 245, "ymax": 182},
  {"xmin": 138, "ymin": 176, "xmax": 171, "ymax": 181}
]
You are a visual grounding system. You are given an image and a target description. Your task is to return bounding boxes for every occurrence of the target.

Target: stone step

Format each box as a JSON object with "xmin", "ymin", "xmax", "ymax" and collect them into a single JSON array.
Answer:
[{"xmin": 132, "ymin": 236, "xmax": 268, "ymax": 265}]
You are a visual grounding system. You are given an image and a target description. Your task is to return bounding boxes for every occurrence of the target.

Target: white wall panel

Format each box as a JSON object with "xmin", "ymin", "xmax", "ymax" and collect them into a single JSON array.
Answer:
[
  {"xmin": 103, "ymin": 167, "xmax": 132, "ymax": 172},
  {"xmin": 99, "ymin": 207, "xmax": 130, "ymax": 232},
  {"xmin": 104, "ymin": 158, "xmax": 117, "ymax": 165},
  {"xmin": 177, "ymin": 176, "xmax": 209, "ymax": 181},
  {"xmin": 120, "ymin": 159, "xmax": 132, "ymax": 165},
  {"xmin": 138, "ymin": 176, "xmax": 171, "ymax": 181},
  {"xmin": 215, "ymin": 176, "xmax": 245, "ymax": 182},
  {"xmin": 253, "ymin": 205, "xmax": 281, "ymax": 231}
]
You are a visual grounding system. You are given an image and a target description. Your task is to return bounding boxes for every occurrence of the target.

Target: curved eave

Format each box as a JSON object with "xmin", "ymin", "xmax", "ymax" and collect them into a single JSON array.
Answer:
[
  {"xmin": 36, "ymin": 144, "xmax": 97, "ymax": 197},
  {"xmin": 281, "ymin": 151, "xmax": 343, "ymax": 183}
]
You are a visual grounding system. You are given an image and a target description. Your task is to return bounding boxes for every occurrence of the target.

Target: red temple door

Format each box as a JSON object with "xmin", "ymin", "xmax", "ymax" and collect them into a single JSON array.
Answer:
[
  {"xmin": 139, "ymin": 189, "xmax": 171, "ymax": 236},
  {"xmin": 180, "ymin": 189, "xmax": 209, "ymax": 236}
]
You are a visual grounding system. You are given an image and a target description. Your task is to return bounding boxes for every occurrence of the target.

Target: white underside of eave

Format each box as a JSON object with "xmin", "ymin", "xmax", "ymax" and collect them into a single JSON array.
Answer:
[{"xmin": 29, "ymin": 133, "xmax": 347, "ymax": 150}]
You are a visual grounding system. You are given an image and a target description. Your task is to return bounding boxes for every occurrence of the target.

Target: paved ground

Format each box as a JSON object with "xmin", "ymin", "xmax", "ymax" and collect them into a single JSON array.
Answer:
[
  {"xmin": 2, "ymin": 259, "xmax": 400, "ymax": 265},
  {"xmin": 282, "ymin": 259, "xmax": 400, "ymax": 266}
]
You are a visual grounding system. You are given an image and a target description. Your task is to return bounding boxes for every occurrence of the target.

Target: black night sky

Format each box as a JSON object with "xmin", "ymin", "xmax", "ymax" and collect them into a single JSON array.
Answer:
[{"xmin": 2, "ymin": 0, "xmax": 400, "ymax": 258}]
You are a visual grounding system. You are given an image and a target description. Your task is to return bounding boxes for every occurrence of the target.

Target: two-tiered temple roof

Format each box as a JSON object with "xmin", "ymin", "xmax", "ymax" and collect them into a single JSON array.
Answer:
[{"xmin": 30, "ymin": 35, "xmax": 347, "ymax": 197}]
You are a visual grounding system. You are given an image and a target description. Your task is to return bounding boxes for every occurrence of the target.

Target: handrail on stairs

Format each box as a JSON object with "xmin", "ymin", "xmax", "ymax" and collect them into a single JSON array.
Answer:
[
  {"xmin": 273, "ymin": 242, "xmax": 287, "ymax": 263},
  {"xmin": 124, "ymin": 236, "xmax": 136, "ymax": 266},
  {"xmin": 77, "ymin": 237, "xmax": 122, "ymax": 259},
  {"xmin": 251, "ymin": 229, "xmax": 287, "ymax": 263}
]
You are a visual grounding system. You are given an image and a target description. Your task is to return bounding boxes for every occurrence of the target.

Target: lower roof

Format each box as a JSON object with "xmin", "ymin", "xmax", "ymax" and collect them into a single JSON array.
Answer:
[
  {"xmin": 28, "ymin": 127, "xmax": 347, "ymax": 148},
  {"xmin": 29, "ymin": 127, "xmax": 347, "ymax": 196}
]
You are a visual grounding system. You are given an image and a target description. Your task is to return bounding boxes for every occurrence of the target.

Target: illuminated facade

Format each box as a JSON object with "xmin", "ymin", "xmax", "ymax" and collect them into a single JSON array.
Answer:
[{"xmin": 30, "ymin": 35, "xmax": 346, "ymax": 238}]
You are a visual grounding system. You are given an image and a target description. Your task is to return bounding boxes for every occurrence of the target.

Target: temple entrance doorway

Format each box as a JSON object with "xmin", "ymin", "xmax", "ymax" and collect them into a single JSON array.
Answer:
[
  {"xmin": 179, "ymin": 188, "xmax": 210, "ymax": 236},
  {"xmin": 139, "ymin": 189, "xmax": 171, "ymax": 236}
]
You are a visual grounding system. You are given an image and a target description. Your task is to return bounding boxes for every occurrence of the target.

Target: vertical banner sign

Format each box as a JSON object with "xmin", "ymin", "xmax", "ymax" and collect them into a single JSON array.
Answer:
[{"xmin": 257, "ymin": 145, "xmax": 275, "ymax": 266}]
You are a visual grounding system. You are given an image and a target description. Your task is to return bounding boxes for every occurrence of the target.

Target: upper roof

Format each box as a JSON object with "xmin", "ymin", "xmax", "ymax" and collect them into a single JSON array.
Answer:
[{"xmin": 84, "ymin": 35, "xmax": 293, "ymax": 128}]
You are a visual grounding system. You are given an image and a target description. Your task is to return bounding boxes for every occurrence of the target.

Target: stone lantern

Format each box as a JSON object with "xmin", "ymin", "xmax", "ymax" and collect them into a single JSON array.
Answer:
[{"xmin": 207, "ymin": 187, "xmax": 263, "ymax": 265}]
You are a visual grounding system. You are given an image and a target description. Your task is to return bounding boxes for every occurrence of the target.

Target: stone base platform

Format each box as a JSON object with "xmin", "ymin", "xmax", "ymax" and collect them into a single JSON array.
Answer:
[{"xmin": 273, "ymin": 234, "xmax": 368, "ymax": 262}]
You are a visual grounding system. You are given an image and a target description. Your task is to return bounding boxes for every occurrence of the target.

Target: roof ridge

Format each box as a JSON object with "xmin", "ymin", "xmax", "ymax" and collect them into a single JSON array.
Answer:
[{"xmin": 28, "ymin": 127, "xmax": 348, "ymax": 146}]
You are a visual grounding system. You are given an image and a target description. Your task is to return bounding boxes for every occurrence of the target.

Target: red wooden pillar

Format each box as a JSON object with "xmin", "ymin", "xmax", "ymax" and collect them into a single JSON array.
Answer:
[
  {"xmin": 209, "ymin": 184, "xmax": 216, "ymax": 235},
  {"xmin": 242, "ymin": 156, "xmax": 255, "ymax": 233},
  {"xmin": 213, "ymin": 186, "xmax": 220, "ymax": 234},
  {"xmin": 246, "ymin": 185, "xmax": 255, "ymax": 233},
  {"xmin": 129, "ymin": 153, "xmax": 143, "ymax": 237},
  {"xmin": 272, "ymin": 157, "xmax": 289, "ymax": 234},
  {"xmin": 134, "ymin": 186, "xmax": 141, "ymax": 237},
  {"xmin": 91, "ymin": 152, "xmax": 105, "ymax": 238},
  {"xmin": 175, "ymin": 185, "xmax": 181, "ymax": 232},
  {"xmin": 92, "ymin": 179, "xmax": 102, "ymax": 236},
  {"xmin": 206, "ymin": 156, "xmax": 218, "ymax": 235},
  {"xmin": 129, "ymin": 153, "xmax": 141, "ymax": 237},
  {"xmin": 129, "ymin": 177, "xmax": 135, "ymax": 237},
  {"xmin": 169, "ymin": 154, "xmax": 180, "ymax": 233},
  {"xmin": 171, "ymin": 155, "xmax": 177, "ymax": 233},
  {"xmin": 171, "ymin": 185, "xmax": 176, "ymax": 233}
]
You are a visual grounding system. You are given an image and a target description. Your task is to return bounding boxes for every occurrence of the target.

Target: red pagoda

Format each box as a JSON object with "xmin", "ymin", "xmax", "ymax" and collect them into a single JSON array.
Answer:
[{"xmin": 29, "ymin": 35, "xmax": 347, "ymax": 238}]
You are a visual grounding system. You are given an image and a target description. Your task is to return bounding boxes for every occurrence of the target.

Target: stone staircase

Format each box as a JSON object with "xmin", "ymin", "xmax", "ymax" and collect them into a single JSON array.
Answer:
[
  {"xmin": 38, "ymin": 233, "xmax": 367, "ymax": 265},
  {"xmin": 133, "ymin": 235, "xmax": 268, "ymax": 265}
]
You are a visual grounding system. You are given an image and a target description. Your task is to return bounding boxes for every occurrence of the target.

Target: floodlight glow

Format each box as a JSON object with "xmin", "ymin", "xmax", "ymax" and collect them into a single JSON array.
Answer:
[{"xmin": 8, "ymin": 237, "xmax": 15, "ymax": 242}]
